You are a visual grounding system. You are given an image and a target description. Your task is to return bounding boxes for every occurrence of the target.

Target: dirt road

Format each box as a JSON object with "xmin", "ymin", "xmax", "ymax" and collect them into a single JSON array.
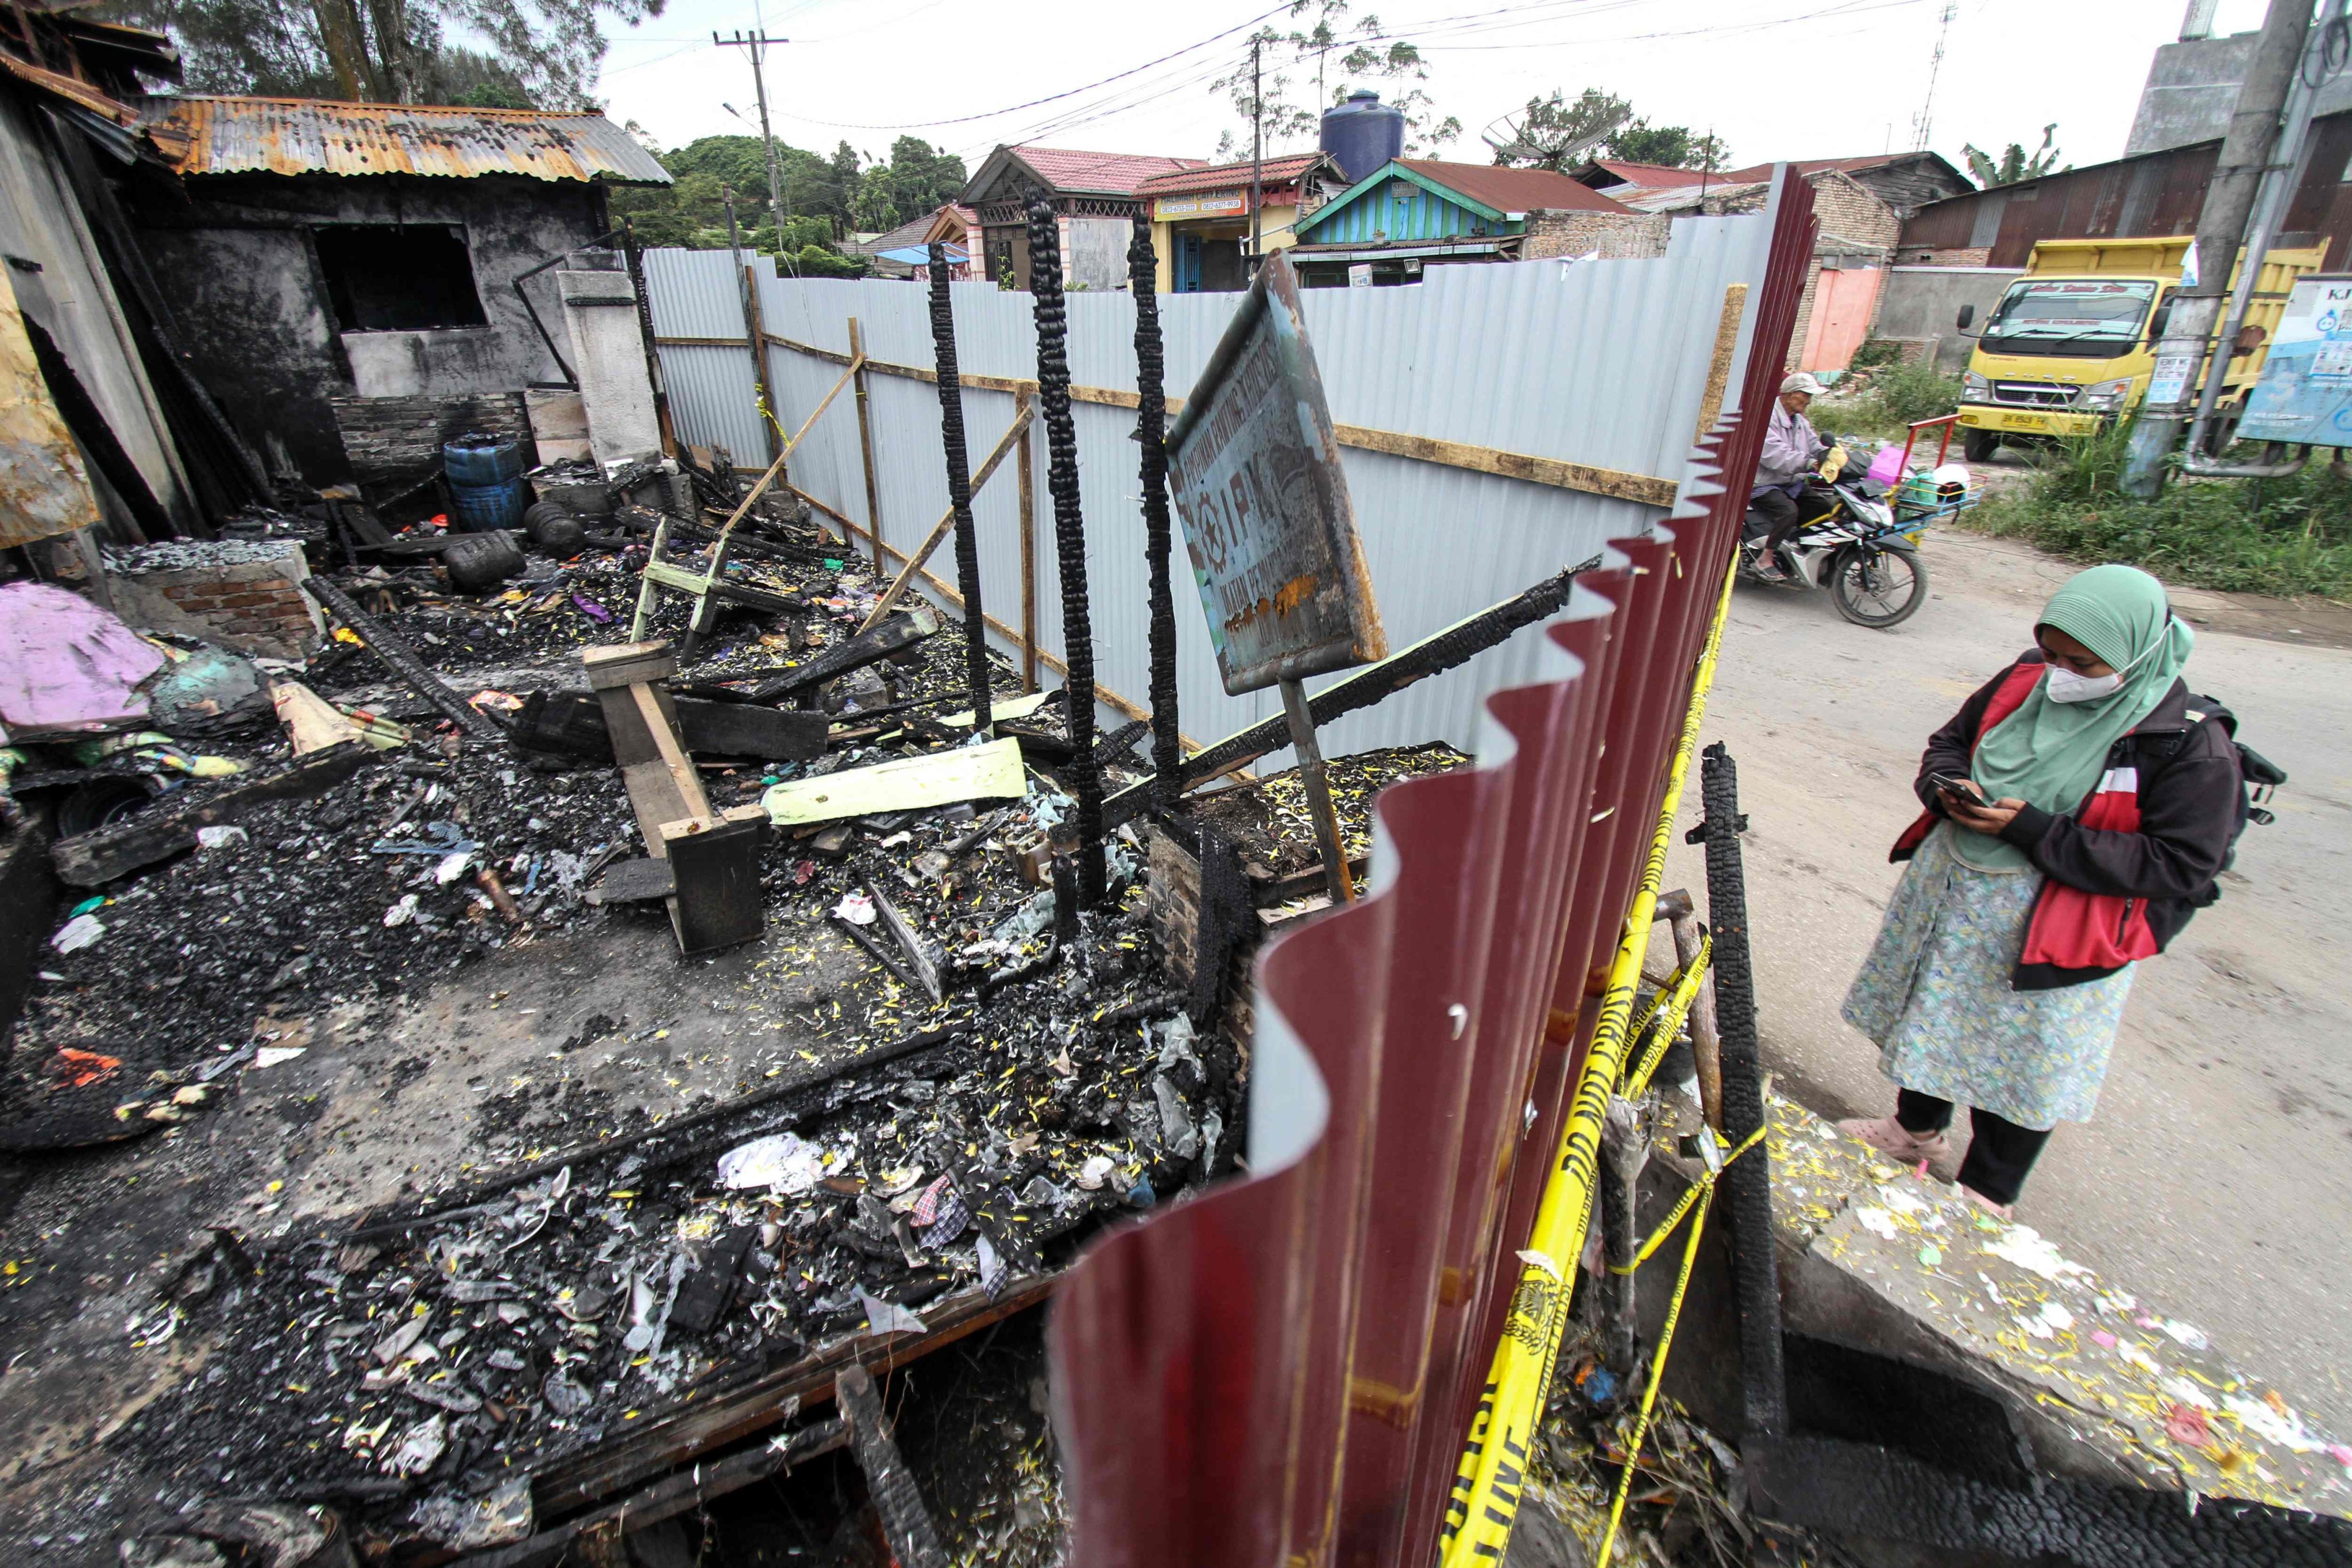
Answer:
[{"xmin": 1662, "ymin": 528, "xmax": 2352, "ymax": 1435}]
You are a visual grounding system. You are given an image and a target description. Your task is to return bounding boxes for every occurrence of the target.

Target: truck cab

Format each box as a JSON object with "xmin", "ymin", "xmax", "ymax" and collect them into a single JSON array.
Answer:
[{"xmin": 1952, "ymin": 237, "xmax": 2325, "ymax": 462}]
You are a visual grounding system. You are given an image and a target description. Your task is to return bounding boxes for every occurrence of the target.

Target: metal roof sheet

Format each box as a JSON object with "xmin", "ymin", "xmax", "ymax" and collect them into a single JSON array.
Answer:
[
  {"xmin": 147, "ymin": 95, "xmax": 673, "ymax": 184},
  {"xmin": 1134, "ymin": 151, "xmax": 1330, "ymax": 198},
  {"xmin": 1395, "ymin": 158, "xmax": 1634, "ymax": 215}
]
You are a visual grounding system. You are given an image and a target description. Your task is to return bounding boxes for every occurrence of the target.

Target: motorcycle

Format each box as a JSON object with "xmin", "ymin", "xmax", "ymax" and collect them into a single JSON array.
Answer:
[{"xmin": 1741, "ymin": 444, "xmax": 1958, "ymax": 629}]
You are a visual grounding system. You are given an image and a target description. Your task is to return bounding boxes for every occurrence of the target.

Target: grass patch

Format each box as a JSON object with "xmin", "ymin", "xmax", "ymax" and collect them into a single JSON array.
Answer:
[
  {"xmin": 1963, "ymin": 420, "xmax": 2352, "ymax": 601},
  {"xmin": 1814, "ymin": 361, "xmax": 1965, "ymax": 447}
]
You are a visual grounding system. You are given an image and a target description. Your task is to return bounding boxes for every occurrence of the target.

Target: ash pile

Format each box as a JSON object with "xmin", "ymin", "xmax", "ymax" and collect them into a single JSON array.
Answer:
[{"xmin": 0, "ymin": 455, "xmax": 1231, "ymax": 1566}]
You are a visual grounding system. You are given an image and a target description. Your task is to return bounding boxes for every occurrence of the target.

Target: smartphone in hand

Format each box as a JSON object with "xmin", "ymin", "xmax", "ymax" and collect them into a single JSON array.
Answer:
[{"xmin": 1926, "ymin": 771, "xmax": 1984, "ymax": 803}]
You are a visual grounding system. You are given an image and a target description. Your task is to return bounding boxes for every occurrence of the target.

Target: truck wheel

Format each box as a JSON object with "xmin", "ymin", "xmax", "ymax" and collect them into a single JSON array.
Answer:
[{"xmin": 1962, "ymin": 428, "xmax": 1998, "ymax": 464}]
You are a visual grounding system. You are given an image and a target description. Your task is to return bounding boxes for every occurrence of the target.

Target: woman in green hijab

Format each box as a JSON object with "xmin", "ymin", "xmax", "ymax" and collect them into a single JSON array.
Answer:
[{"xmin": 1836, "ymin": 565, "xmax": 2243, "ymax": 1216}]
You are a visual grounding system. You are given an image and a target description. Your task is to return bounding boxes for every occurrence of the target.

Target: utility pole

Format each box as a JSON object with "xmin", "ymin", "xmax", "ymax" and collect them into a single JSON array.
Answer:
[
  {"xmin": 1249, "ymin": 35, "xmax": 1265, "ymax": 261},
  {"xmin": 1910, "ymin": 1, "xmax": 1956, "ymax": 153},
  {"xmin": 2122, "ymin": 0, "xmax": 2316, "ymax": 497},
  {"xmin": 715, "ymin": 28, "xmax": 791, "ymax": 245},
  {"xmin": 2189, "ymin": 0, "xmax": 2347, "ymax": 456}
]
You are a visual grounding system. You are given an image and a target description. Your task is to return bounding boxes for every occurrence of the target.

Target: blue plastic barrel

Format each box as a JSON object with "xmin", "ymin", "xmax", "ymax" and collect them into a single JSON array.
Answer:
[
  {"xmin": 443, "ymin": 432, "xmax": 527, "ymax": 531},
  {"xmin": 1320, "ymin": 90, "xmax": 1405, "ymax": 183},
  {"xmin": 443, "ymin": 432, "xmax": 523, "ymax": 486}
]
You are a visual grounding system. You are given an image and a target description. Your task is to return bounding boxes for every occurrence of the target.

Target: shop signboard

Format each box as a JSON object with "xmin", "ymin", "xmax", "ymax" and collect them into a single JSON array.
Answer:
[
  {"xmin": 1154, "ymin": 192, "xmax": 1249, "ymax": 222},
  {"xmin": 1165, "ymin": 249, "xmax": 1385, "ymax": 694},
  {"xmin": 2238, "ymin": 274, "xmax": 2352, "ymax": 446}
]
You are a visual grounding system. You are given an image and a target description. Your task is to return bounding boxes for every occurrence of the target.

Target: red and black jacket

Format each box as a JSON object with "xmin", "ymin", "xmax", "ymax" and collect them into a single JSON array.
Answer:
[{"xmin": 1890, "ymin": 651, "xmax": 2242, "ymax": 991}]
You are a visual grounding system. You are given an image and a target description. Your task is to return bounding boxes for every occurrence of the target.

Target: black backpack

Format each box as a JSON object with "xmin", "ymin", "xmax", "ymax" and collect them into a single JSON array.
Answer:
[{"xmin": 2169, "ymin": 696, "xmax": 2287, "ymax": 905}]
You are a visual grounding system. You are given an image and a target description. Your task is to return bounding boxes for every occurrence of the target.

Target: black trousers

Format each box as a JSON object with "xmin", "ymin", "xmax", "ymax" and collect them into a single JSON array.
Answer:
[
  {"xmin": 1751, "ymin": 485, "xmax": 1802, "ymax": 553},
  {"xmin": 1895, "ymin": 1089, "xmax": 2052, "ymax": 1206}
]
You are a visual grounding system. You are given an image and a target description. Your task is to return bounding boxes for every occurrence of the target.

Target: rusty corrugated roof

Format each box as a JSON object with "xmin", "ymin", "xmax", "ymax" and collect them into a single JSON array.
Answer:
[{"xmin": 147, "ymin": 95, "xmax": 672, "ymax": 184}]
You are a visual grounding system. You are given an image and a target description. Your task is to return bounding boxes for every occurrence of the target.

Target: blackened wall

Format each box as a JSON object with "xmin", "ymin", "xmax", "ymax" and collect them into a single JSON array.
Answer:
[{"xmin": 129, "ymin": 172, "xmax": 610, "ymax": 493}]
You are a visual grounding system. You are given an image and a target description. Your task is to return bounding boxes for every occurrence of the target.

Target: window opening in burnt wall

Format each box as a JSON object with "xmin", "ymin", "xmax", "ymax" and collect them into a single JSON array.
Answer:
[{"xmin": 314, "ymin": 224, "xmax": 489, "ymax": 331}]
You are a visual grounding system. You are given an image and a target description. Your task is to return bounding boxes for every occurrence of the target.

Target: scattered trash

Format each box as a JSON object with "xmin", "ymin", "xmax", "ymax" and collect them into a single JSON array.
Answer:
[
  {"xmin": 716, "ymin": 1131, "xmax": 826, "ymax": 1194},
  {"xmin": 51, "ymin": 913, "xmax": 106, "ymax": 952}
]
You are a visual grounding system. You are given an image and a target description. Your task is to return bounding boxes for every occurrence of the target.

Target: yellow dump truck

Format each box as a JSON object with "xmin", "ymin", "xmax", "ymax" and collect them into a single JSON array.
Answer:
[{"xmin": 1952, "ymin": 236, "xmax": 2327, "ymax": 461}]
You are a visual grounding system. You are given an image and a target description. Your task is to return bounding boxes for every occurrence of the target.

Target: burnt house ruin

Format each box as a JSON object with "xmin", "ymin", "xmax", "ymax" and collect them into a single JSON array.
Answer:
[{"xmin": 130, "ymin": 96, "xmax": 672, "ymax": 503}]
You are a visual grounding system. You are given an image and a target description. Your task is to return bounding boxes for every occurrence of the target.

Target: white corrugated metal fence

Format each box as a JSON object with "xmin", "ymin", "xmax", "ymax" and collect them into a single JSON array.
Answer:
[{"xmin": 640, "ymin": 215, "xmax": 1777, "ymax": 764}]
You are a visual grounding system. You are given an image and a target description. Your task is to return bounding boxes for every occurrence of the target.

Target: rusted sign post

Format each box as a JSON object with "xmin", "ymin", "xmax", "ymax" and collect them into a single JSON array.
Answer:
[{"xmin": 1165, "ymin": 250, "xmax": 1385, "ymax": 902}]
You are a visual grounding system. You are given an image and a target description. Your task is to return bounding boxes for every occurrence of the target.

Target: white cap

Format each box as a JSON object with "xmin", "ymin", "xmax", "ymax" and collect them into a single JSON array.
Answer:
[{"xmin": 1781, "ymin": 373, "xmax": 1826, "ymax": 397}]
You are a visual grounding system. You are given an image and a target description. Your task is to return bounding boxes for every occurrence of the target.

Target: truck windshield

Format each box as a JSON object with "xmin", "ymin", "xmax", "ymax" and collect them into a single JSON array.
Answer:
[{"xmin": 1982, "ymin": 279, "xmax": 2158, "ymax": 357}]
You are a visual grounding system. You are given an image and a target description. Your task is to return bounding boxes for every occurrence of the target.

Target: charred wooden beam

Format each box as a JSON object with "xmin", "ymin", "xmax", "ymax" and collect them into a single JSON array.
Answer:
[
  {"xmin": 748, "ymin": 607, "xmax": 940, "ymax": 702},
  {"xmin": 838, "ymin": 1363, "xmax": 947, "ymax": 1568},
  {"xmin": 302, "ymin": 576, "xmax": 509, "ymax": 744},
  {"xmin": 51, "ymin": 740, "xmax": 376, "ymax": 887}
]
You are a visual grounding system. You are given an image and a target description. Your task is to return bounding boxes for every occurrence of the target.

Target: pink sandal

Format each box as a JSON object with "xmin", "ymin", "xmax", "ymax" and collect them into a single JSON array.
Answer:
[
  {"xmin": 1959, "ymin": 1185, "xmax": 2017, "ymax": 1221},
  {"xmin": 1835, "ymin": 1115, "xmax": 1952, "ymax": 1164}
]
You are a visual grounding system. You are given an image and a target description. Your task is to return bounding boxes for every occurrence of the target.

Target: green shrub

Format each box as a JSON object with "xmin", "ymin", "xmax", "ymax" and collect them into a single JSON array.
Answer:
[
  {"xmin": 1964, "ymin": 419, "xmax": 2352, "ymax": 600},
  {"xmin": 1862, "ymin": 361, "xmax": 1963, "ymax": 428},
  {"xmin": 1849, "ymin": 337, "xmax": 1905, "ymax": 370}
]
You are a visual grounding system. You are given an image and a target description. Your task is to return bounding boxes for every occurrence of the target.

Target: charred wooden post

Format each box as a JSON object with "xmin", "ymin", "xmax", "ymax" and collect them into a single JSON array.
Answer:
[
  {"xmin": 837, "ymin": 1363, "xmax": 946, "ymax": 1568},
  {"xmin": 1598, "ymin": 1096, "xmax": 1646, "ymax": 1379},
  {"xmin": 925, "ymin": 245, "xmax": 992, "ymax": 731},
  {"xmin": 1027, "ymin": 198, "xmax": 1104, "ymax": 903},
  {"xmin": 1127, "ymin": 215, "xmax": 1182, "ymax": 815},
  {"xmin": 1698, "ymin": 741, "xmax": 1786, "ymax": 1436}
]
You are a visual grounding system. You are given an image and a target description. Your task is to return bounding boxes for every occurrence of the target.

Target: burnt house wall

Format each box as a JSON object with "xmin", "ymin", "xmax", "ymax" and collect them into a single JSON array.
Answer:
[{"xmin": 129, "ymin": 172, "xmax": 608, "ymax": 493}]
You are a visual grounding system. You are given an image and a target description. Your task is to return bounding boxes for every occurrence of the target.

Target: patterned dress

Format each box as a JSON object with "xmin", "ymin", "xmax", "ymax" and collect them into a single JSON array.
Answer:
[{"xmin": 1841, "ymin": 823, "xmax": 2136, "ymax": 1130}]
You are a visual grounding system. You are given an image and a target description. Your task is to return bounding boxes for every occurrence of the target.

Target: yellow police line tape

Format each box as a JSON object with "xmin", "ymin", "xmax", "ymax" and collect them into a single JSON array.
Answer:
[
  {"xmin": 1594, "ymin": 1123, "xmax": 1768, "ymax": 1568},
  {"xmin": 1621, "ymin": 933, "xmax": 1712, "ymax": 1104},
  {"xmin": 1439, "ymin": 554, "xmax": 1737, "ymax": 1566}
]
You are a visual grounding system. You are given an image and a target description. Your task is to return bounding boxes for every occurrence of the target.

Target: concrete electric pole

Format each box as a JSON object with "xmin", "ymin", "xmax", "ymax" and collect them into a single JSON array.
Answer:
[
  {"xmin": 2121, "ymin": 0, "xmax": 2315, "ymax": 497},
  {"xmin": 715, "ymin": 29, "xmax": 791, "ymax": 247}
]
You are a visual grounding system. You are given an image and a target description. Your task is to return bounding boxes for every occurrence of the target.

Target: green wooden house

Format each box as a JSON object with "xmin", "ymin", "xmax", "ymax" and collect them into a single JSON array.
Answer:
[{"xmin": 1288, "ymin": 158, "xmax": 1637, "ymax": 285}]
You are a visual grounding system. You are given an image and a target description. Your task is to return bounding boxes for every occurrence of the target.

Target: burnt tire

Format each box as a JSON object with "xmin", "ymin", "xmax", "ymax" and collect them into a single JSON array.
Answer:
[{"xmin": 1829, "ymin": 543, "xmax": 1926, "ymax": 629}]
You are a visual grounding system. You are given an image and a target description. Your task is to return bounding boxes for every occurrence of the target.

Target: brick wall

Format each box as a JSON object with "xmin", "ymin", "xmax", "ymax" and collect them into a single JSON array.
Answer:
[
  {"xmin": 1895, "ymin": 246, "xmax": 1994, "ymax": 267},
  {"xmin": 106, "ymin": 540, "xmax": 321, "ymax": 659},
  {"xmin": 328, "ymin": 392, "xmax": 534, "ymax": 505},
  {"xmin": 1786, "ymin": 171, "xmax": 1901, "ymax": 370},
  {"xmin": 1522, "ymin": 208, "xmax": 1672, "ymax": 261}
]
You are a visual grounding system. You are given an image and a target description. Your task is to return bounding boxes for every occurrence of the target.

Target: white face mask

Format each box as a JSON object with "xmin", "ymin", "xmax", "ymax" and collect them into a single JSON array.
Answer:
[{"xmin": 2044, "ymin": 665, "xmax": 2125, "ymax": 704}]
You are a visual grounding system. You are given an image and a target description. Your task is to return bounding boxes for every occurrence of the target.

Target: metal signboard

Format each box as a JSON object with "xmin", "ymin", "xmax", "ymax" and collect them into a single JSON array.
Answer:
[
  {"xmin": 2237, "ymin": 273, "xmax": 2352, "ymax": 446},
  {"xmin": 1165, "ymin": 249, "xmax": 1386, "ymax": 695}
]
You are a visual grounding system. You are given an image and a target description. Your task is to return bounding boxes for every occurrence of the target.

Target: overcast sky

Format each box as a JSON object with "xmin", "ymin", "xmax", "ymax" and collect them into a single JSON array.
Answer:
[{"xmin": 591, "ymin": 0, "xmax": 2269, "ymax": 177}]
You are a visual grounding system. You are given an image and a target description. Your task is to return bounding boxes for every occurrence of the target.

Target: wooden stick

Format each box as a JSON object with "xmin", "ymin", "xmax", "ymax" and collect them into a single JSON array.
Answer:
[
  {"xmin": 1693, "ymin": 283, "xmax": 1749, "ymax": 446},
  {"xmin": 740, "ymin": 263, "xmax": 782, "ymax": 468},
  {"xmin": 1280, "ymin": 677, "xmax": 1355, "ymax": 904},
  {"xmin": 849, "ymin": 315, "xmax": 885, "ymax": 578},
  {"xmin": 705, "ymin": 356, "xmax": 862, "ymax": 541},
  {"xmin": 1664, "ymin": 890, "xmax": 1724, "ymax": 1131},
  {"xmin": 729, "ymin": 331, "xmax": 1680, "ymax": 508},
  {"xmin": 1016, "ymin": 383, "xmax": 1038, "ymax": 693},
  {"xmin": 857, "ymin": 404, "xmax": 1032, "ymax": 632}
]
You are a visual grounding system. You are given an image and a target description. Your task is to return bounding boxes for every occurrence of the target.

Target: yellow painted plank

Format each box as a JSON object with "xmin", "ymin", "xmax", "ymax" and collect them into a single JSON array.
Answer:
[{"xmin": 762, "ymin": 736, "xmax": 1028, "ymax": 827}]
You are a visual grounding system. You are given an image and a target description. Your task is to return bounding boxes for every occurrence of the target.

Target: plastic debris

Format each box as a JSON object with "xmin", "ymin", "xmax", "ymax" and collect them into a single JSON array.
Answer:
[{"xmin": 716, "ymin": 1131, "xmax": 825, "ymax": 1194}]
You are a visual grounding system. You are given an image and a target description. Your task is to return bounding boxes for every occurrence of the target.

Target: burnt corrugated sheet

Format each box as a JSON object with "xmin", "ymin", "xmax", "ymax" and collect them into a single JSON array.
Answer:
[
  {"xmin": 149, "ymin": 95, "xmax": 671, "ymax": 184},
  {"xmin": 1041, "ymin": 169, "xmax": 1817, "ymax": 1568}
]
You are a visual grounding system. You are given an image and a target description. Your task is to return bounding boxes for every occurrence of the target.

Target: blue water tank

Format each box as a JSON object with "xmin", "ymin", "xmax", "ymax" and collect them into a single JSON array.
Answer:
[
  {"xmin": 442, "ymin": 432, "xmax": 524, "ymax": 487},
  {"xmin": 1320, "ymin": 90, "xmax": 1405, "ymax": 183}
]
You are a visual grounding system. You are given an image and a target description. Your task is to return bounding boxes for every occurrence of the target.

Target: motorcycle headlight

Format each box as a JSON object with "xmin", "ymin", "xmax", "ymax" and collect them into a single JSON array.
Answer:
[
  {"xmin": 1961, "ymin": 370, "xmax": 1991, "ymax": 401},
  {"xmin": 2077, "ymin": 376, "xmax": 2135, "ymax": 411}
]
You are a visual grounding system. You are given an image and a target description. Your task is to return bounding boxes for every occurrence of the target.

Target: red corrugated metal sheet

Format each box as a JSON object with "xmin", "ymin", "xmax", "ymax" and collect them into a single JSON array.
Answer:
[{"xmin": 1048, "ymin": 168, "xmax": 1819, "ymax": 1568}]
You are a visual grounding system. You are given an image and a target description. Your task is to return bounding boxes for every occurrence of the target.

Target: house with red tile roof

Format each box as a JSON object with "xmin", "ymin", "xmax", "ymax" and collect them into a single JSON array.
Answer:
[
  {"xmin": 959, "ymin": 144, "xmax": 1206, "ymax": 289},
  {"xmin": 1133, "ymin": 151, "xmax": 1345, "ymax": 293}
]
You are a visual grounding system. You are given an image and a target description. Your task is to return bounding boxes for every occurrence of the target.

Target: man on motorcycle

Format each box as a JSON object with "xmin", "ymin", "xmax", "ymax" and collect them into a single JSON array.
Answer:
[{"xmin": 1751, "ymin": 372, "xmax": 1831, "ymax": 582}]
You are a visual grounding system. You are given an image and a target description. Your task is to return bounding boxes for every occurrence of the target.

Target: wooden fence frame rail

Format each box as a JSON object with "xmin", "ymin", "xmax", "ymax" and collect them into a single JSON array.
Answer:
[{"xmin": 656, "ymin": 331, "xmax": 1681, "ymax": 508}]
